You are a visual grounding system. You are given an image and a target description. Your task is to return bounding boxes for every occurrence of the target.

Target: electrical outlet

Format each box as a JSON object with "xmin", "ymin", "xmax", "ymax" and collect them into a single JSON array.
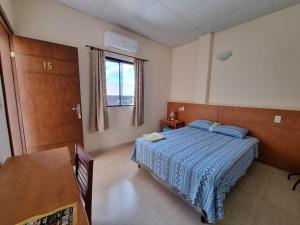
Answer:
[{"xmin": 274, "ymin": 115, "xmax": 281, "ymax": 124}]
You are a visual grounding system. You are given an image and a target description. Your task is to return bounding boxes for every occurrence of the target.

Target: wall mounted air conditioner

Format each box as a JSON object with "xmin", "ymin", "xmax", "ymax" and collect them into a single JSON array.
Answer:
[{"xmin": 104, "ymin": 31, "xmax": 138, "ymax": 54}]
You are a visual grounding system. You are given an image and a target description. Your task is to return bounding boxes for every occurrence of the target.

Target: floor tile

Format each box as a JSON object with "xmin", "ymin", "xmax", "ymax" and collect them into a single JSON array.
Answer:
[
  {"xmin": 91, "ymin": 143, "xmax": 300, "ymax": 225},
  {"xmin": 282, "ymin": 212, "xmax": 300, "ymax": 225}
]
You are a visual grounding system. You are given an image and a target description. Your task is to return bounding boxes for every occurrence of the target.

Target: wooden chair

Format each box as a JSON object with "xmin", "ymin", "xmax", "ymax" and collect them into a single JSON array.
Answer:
[
  {"xmin": 75, "ymin": 145, "xmax": 94, "ymax": 224},
  {"xmin": 288, "ymin": 173, "xmax": 300, "ymax": 190}
]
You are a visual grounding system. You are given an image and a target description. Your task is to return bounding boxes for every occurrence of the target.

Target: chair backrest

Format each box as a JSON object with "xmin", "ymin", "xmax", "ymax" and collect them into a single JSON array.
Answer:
[{"xmin": 75, "ymin": 145, "xmax": 93, "ymax": 224}]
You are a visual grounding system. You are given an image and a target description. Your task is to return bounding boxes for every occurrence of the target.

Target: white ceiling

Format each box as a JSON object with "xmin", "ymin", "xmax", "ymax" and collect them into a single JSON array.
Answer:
[{"xmin": 55, "ymin": 0, "xmax": 300, "ymax": 47}]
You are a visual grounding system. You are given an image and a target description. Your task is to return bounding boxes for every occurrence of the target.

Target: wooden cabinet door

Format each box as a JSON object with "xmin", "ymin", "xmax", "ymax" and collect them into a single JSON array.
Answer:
[{"xmin": 13, "ymin": 36, "xmax": 83, "ymax": 156}]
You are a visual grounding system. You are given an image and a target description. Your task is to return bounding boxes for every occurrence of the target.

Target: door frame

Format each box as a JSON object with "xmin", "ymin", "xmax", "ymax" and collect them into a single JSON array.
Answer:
[
  {"xmin": 0, "ymin": 5, "xmax": 13, "ymax": 35},
  {"xmin": 0, "ymin": 5, "xmax": 26, "ymax": 156}
]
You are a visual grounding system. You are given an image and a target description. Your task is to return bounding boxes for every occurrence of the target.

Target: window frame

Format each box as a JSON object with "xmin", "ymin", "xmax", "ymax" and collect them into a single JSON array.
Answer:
[{"xmin": 105, "ymin": 57, "xmax": 135, "ymax": 107}]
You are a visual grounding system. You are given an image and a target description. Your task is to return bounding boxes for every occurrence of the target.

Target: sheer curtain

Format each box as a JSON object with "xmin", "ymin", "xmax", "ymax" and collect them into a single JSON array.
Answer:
[
  {"xmin": 89, "ymin": 49, "xmax": 109, "ymax": 132},
  {"xmin": 132, "ymin": 59, "xmax": 144, "ymax": 127}
]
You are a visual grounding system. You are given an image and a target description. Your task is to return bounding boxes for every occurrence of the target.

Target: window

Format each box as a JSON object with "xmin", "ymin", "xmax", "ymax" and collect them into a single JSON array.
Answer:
[{"xmin": 106, "ymin": 57, "xmax": 135, "ymax": 107}]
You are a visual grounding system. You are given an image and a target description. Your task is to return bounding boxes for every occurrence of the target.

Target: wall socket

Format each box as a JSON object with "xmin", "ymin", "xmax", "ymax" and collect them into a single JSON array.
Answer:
[
  {"xmin": 178, "ymin": 106, "xmax": 185, "ymax": 112},
  {"xmin": 274, "ymin": 115, "xmax": 281, "ymax": 124}
]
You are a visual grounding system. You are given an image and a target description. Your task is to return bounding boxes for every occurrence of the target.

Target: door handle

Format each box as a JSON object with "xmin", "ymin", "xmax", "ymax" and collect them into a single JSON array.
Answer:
[{"xmin": 73, "ymin": 104, "xmax": 81, "ymax": 119}]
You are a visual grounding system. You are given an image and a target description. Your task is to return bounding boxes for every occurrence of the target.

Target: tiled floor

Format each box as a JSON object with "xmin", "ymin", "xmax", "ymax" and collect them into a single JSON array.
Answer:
[{"xmin": 90, "ymin": 143, "xmax": 300, "ymax": 225}]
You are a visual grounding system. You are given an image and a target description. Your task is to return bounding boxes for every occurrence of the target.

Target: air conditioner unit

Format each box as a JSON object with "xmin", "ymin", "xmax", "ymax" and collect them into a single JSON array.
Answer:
[{"xmin": 104, "ymin": 31, "xmax": 138, "ymax": 54}]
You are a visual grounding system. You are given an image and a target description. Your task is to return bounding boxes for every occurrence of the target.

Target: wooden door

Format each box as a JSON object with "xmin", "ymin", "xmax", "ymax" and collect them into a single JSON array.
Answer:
[
  {"xmin": 0, "ymin": 17, "xmax": 23, "ymax": 156},
  {"xmin": 12, "ymin": 36, "xmax": 83, "ymax": 156}
]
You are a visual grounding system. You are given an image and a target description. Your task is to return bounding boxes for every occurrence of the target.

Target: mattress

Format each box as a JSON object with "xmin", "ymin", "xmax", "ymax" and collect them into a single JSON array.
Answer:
[{"xmin": 131, "ymin": 126, "xmax": 259, "ymax": 223}]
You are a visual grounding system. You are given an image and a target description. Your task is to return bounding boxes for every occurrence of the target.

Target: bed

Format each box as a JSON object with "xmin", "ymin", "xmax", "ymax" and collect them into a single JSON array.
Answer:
[{"xmin": 131, "ymin": 126, "xmax": 259, "ymax": 224}]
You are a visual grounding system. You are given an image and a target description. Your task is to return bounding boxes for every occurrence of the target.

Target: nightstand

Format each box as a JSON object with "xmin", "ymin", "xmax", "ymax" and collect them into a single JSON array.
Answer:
[{"xmin": 160, "ymin": 119, "xmax": 185, "ymax": 131}]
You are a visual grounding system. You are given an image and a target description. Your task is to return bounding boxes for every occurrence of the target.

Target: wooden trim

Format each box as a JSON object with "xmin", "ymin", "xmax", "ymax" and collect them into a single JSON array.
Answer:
[
  {"xmin": 0, "ymin": 8, "xmax": 24, "ymax": 156},
  {"xmin": 12, "ymin": 52, "xmax": 79, "ymax": 63},
  {"xmin": 0, "ymin": 52, "xmax": 13, "ymax": 156},
  {"xmin": 167, "ymin": 101, "xmax": 300, "ymax": 172},
  {"xmin": 0, "ymin": 4, "xmax": 14, "ymax": 155},
  {"xmin": 0, "ymin": 5, "xmax": 14, "ymax": 35},
  {"xmin": 9, "ymin": 37, "xmax": 26, "ymax": 155}
]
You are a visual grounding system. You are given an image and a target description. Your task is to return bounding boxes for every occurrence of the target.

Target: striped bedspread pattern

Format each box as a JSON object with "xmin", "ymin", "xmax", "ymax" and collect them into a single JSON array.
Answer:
[{"xmin": 131, "ymin": 127, "xmax": 259, "ymax": 223}]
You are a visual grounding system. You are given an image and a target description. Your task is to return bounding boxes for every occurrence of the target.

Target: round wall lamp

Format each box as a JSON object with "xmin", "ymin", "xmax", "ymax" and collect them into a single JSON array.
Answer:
[{"xmin": 217, "ymin": 50, "xmax": 233, "ymax": 61}]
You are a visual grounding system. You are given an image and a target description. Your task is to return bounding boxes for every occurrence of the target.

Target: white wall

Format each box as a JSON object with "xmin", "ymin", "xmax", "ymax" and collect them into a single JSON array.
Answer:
[
  {"xmin": 171, "ymin": 4, "xmax": 300, "ymax": 110},
  {"xmin": 12, "ymin": 0, "xmax": 172, "ymax": 151},
  {"xmin": 0, "ymin": 76, "xmax": 11, "ymax": 164}
]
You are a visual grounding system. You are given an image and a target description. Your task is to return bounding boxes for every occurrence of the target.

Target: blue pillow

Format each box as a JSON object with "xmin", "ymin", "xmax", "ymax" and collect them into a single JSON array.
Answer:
[
  {"xmin": 188, "ymin": 120, "xmax": 214, "ymax": 131},
  {"xmin": 213, "ymin": 125, "xmax": 248, "ymax": 138}
]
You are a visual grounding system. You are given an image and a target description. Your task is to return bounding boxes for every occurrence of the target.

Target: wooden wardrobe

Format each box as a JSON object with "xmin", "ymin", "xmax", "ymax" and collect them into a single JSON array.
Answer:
[{"xmin": 12, "ymin": 36, "xmax": 83, "ymax": 155}]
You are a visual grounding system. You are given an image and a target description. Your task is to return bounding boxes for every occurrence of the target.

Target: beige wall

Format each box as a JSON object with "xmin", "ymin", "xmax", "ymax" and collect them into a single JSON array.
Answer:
[
  {"xmin": 0, "ymin": 0, "xmax": 15, "ymax": 28},
  {"xmin": 171, "ymin": 34, "xmax": 213, "ymax": 103},
  {"xmin": 194, "ymin": 33, "xmax": 213, "ymax": 103},
  {"xmin": 210, "ymin": 4, "xmax": 300, "ymax": 109},
  {"xmin": 12, "ymin": 0, "xmax": 172, "ymax": 151},
  {"xmin": 171, "ymin": 40, "xmax": 198, "ymax": 102},
  {"xmin": 5, "ymin": 0, "xmax": 300, "ymax": 152},
  {"xmin": 171, "ymin": 4, "xmax": 300, "ymax": 110},
  {"xmin": 171, "ymin": 33, "xmax": 213, "ymax": 103}
]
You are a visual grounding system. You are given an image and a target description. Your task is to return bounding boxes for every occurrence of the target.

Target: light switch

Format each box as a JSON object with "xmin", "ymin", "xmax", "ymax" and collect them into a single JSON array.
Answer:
[
  {"xmin": 178, "ymin": 106, "xmax": 184, "ymax": 112},
  {"xmin": 274, "ymin": 115, "xmax": 281, "ymax": 124}
]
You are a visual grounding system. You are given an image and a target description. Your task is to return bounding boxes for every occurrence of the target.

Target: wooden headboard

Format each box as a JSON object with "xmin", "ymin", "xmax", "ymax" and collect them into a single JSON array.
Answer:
[{"xmin": 167, "ymin": 101, "xmax": 300, "ymax": 172}]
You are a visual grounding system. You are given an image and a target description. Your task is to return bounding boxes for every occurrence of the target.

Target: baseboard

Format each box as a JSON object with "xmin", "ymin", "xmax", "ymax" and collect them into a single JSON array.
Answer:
[{"xmin": 88, "ymin": 141, "xmax": 134, "ymax": 156}]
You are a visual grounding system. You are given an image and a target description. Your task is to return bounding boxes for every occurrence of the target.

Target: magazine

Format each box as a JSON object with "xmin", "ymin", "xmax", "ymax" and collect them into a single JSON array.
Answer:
[{"xmin": 16, "ymin": 203, "xmax": 77, "ymax": 225}]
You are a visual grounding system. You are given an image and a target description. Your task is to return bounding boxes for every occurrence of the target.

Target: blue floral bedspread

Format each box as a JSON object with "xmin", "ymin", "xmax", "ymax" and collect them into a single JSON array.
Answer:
[{"xmin": 131, "ymin": 127, "xmax": 259, "ymax": 223}]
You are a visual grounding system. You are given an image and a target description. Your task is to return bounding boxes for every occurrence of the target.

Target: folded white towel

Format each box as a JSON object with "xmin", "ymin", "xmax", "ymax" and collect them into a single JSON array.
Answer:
[{"xmin": 143, "ymin": 132, "xmax": 165, "ymax": 142}]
